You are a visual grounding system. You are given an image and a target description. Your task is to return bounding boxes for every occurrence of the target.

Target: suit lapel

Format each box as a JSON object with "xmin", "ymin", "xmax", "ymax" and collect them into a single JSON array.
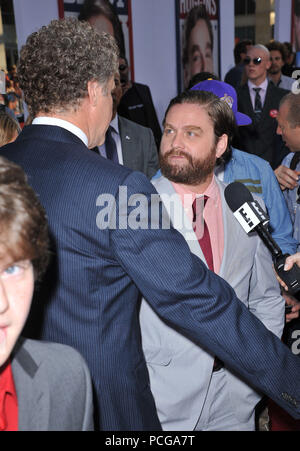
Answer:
[
  {"xmin": 152, "ymin": 176, "xmax": 208, "ymax": 266},
  {"xmin": 11, "ymin": 339, "xmax": 50, "ymax": 431},
  {"xmin": 261, "ymin": 83, "xmax": 274, "ymax": 122},
  {"xmin": 243, "ymin": 85, "xmax": 255, "ymax": 115},
  {"xmin": 217, "ymin": 179, "xmax": 233, "ymax": 278}
]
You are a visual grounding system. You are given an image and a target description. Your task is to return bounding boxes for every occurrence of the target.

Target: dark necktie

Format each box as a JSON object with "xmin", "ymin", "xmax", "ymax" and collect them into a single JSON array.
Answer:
[
  {"xmin": 253, "ymin": 87, "xmax": 263, "ymax": 123},
  {"xmin": 192, "ymin": 196, "xmax": 214, "ymax": 272},
  {"xmin": 105, "ymin": 126, "xmax": 118, "ymax": 163}
]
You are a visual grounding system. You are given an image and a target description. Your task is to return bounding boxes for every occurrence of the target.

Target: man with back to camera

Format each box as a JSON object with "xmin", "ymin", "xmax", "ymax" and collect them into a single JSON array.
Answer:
[
  {"xmin": 140, "ymin": 89, "xmax": 285, "ymax": 431},
  {"xmin": 2, "ymin": 18, "xmax": 300, "ymax": 430}
]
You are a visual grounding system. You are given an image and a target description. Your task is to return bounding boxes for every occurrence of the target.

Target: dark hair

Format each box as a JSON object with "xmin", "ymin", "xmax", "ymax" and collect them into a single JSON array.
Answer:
[
  {"xmin": 295, "ymin": 0, "xmax": 300, "ymax": 17},
  {"xmin": 280, "ymin": 92, "xmax": 300, "ymax": 128},
  {"xmin": 266, "ymin": 40, "xmax": 287, "ymax": 62},
  {"xmin": 234, "ymin": 39, "xmax": 253, "ymax": 64},
  {"xmin": 78, "ymin": 0, "xmax": 125, "ymax": 55},
  {"xmin": 187, "ymin": 71, "xmax": 219, "ymax": 89},
  {"xmin": 163, "ymin": 90, "xmax": 236, "ymax": 166},
  {"xmin": 0, "ymin": 156, "xmax": 49, "ymax": 280},
  {"xmin": 283, "ymin": 42, "xmax": 293, "ymax": 57},
  {"xmin": 182, "ymin": 5, "xmax": 213, "ymax": 67},
  {"xmin": 18, "ymin": 18, "xmax": 119, "ymax": 117}
]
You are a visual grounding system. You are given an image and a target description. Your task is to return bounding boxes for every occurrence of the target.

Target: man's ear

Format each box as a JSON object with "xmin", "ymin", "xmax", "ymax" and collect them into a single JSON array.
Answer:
[
  {"xmin": 216, "ymin": 134, "xmax": 228, "ymax": 158},
  {"xmin": 87, "ymin": 80, "xmax": 100, "ymax": 107}
]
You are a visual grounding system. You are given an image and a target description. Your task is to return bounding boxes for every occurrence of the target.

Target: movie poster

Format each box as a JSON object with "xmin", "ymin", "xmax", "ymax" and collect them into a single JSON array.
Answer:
[
  {"xmin": 175, "ymin": 0, "xmax": 220, "ymax": 91},
  {"xmin": 57, "ymin": 0, "xmax": 134, "ymax": 77}
]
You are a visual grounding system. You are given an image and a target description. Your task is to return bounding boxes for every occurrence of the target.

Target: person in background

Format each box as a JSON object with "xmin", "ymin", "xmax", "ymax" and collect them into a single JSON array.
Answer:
[
  {"xmin": 236, "ymin": 44, "xmax": 289, "ymax": 169},
  {"xmin": 92, "ymin": 71, "xmax": 159, "ymax": 178},
  {"xmin": 0, "ymin": 155, "xmax": 93, "ymax": 431},
  {"xmin": 0, "ymin": 112, "xmax": 21, "ymax": 146},
  {"xmin": 282, "ymin": 42, "xmax": 296, "ymax": 77},
  {"xmin": 224, "ymin": 39, "xmax": 253, "ymax": 89},
  {"xmin": 266, "ymin": 40, "xmax": 295, "ymax": 91},
  {"xmin": 117, "ymin": 54, "xmax": 162, "ymax": 150}
]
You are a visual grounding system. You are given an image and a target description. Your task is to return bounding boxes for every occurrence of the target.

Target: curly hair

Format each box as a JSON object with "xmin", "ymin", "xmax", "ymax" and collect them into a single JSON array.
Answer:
[
  {"xmin": 18, "ymin": 18, "xmax": 119, "ymax": 116},
  {"xmin": 0, "ymin": 156, "xmax": 49, "ymax": 281},
  {"xmin": 266, "ymin": 40, "xmax": 287, "ymax": 62}
]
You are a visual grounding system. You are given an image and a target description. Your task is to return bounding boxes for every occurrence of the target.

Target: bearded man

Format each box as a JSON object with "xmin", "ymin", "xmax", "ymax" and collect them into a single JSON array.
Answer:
[{"xmin": 139, "ymin": 90, "xmax": 285, "ymax": 431}]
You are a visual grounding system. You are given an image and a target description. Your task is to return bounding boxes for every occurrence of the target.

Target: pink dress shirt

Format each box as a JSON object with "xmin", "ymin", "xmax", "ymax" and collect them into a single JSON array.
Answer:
[{"xmin": 171, "ymin": 176, "xmax": 224, "ymax": 274}]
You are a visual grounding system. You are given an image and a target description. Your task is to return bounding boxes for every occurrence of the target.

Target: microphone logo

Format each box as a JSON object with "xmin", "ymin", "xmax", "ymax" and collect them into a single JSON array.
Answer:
[{"xmin": 233, "ymin": 201, "xmax": 269, "ymax": 234}]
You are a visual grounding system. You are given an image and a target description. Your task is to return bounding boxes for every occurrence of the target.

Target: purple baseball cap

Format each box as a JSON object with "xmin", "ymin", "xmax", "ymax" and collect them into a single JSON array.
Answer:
[{"xmin": 190, "ymin": 80, "xmax": 252, "ymax": 126}]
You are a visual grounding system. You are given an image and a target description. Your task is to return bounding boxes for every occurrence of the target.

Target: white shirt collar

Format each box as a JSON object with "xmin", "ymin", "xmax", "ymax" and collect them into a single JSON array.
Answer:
[
  {"xmin": 248, "ymin": 77, "xmax": 269, "ymax": 92},
  {"xmin": 32, "ymin": 117, "xmax": 88, "ymax": 147},
  {"xmin": 110, "ymin": 114, "xmax": 119, "ymax": 134}
]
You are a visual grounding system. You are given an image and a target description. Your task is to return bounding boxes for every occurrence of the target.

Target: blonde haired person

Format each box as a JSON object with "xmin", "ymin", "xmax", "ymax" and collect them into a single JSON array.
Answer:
[{"xmin": 0, "ymin": 112, "xmax": 21, "ymax": 146}]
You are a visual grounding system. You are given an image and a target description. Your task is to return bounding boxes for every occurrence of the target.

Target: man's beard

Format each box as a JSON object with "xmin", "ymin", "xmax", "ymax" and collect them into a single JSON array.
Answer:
[
  {"xmin": 159, "ymin": 148, "xmax": 216, "ymax": 185},
  {"xmin": 269, "ymin": 66, "xmax": 280, "ymax": 75}
]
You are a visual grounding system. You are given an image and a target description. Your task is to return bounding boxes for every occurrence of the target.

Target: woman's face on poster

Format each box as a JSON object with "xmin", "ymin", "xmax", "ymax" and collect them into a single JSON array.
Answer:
[{"xmin": 184, "ymin": 18, "xmax": 213, "ymax": 88}]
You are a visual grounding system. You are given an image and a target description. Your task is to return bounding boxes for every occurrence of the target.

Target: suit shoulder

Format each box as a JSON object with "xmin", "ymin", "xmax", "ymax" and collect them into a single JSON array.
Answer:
[
  {"xmin": 236, "ymin": 84, "xmax": 248, "ymax": 95},
  {"xmin": 21, "ymin": 338, "xmax": 89, "ymax": 374},
  {"xmin": 269, "ymin": 83, "xmax": 289, "ymax": 98},
  {"xmin": 119, "ymin": 115, "xmax": 153, "ymax": 135}
]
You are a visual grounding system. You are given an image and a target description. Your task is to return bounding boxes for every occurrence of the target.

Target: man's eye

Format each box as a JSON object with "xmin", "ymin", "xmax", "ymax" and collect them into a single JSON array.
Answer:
[
  {"xmin": 186, "ymin": 131, "xmax": 196, "ymax": 137},
  {"xmin": 164, "ymin": 128, "xmax": 173, "ymax": 135}
]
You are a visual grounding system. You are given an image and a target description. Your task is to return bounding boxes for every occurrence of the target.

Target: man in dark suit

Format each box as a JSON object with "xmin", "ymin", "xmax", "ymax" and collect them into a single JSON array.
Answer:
[
  {"xmin": 117, "ymin": 55, "xmax": 162, "ymax": 149},
  {"xmin": 3, "ymin": 19, "xmax": 300, "ymax": 431},
  {"xmin": 95, "ymin": 71, "xmax": 159, "ymax": 179},
  {"xmin": 236, "ymin": 44, "xmax": 289, "ymax": 169}
]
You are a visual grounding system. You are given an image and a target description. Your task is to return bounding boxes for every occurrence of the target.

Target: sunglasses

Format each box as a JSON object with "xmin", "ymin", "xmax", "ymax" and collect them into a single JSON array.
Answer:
[{"xmin": 244, "ymin": 57, "xmax": 262, "ymax": 66}]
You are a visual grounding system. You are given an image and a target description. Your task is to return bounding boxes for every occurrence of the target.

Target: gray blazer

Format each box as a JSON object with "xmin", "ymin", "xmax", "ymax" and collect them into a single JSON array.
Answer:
[
  {"xmin": 118, "ymin": 115, "xmax": 159, "ymax": 179},
  {"xmin": 11, "ymin": 338, "xmax": 94, "ymax": 431},
  {"xmin": 140, "ymin": 175, "xmax": 285, "ymax": 430}
]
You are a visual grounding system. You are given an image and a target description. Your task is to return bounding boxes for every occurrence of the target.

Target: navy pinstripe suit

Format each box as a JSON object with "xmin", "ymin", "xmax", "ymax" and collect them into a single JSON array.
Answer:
[{"xmin": 2, "ymin": 124, "xmax": 300, "ymax": 430}]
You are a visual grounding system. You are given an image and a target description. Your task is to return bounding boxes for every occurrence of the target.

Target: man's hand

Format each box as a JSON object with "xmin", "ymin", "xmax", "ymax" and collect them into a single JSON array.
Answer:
[
  {"xmin": 274, "ymin": 165, "xmax": 300, "ymax": 191},
  {"xmin": 274, "ymin": 253, "xmax": 300, "ymax": 322},
  {"xmin": 282, "ymin": 290, "xmax": 300, "ymax": 323}
]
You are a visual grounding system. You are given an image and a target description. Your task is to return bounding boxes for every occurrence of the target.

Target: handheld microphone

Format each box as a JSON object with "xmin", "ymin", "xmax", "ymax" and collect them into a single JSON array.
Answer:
[{"xmin": 224, "ymin": 182, "xmax": 300, "ymax": 294}]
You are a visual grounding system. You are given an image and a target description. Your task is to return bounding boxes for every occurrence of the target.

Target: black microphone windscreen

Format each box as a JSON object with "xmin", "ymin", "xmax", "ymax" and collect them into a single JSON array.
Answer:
[{"xmin": 224, "ymin": 182, "xmax": 253, "ymax": 212}]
